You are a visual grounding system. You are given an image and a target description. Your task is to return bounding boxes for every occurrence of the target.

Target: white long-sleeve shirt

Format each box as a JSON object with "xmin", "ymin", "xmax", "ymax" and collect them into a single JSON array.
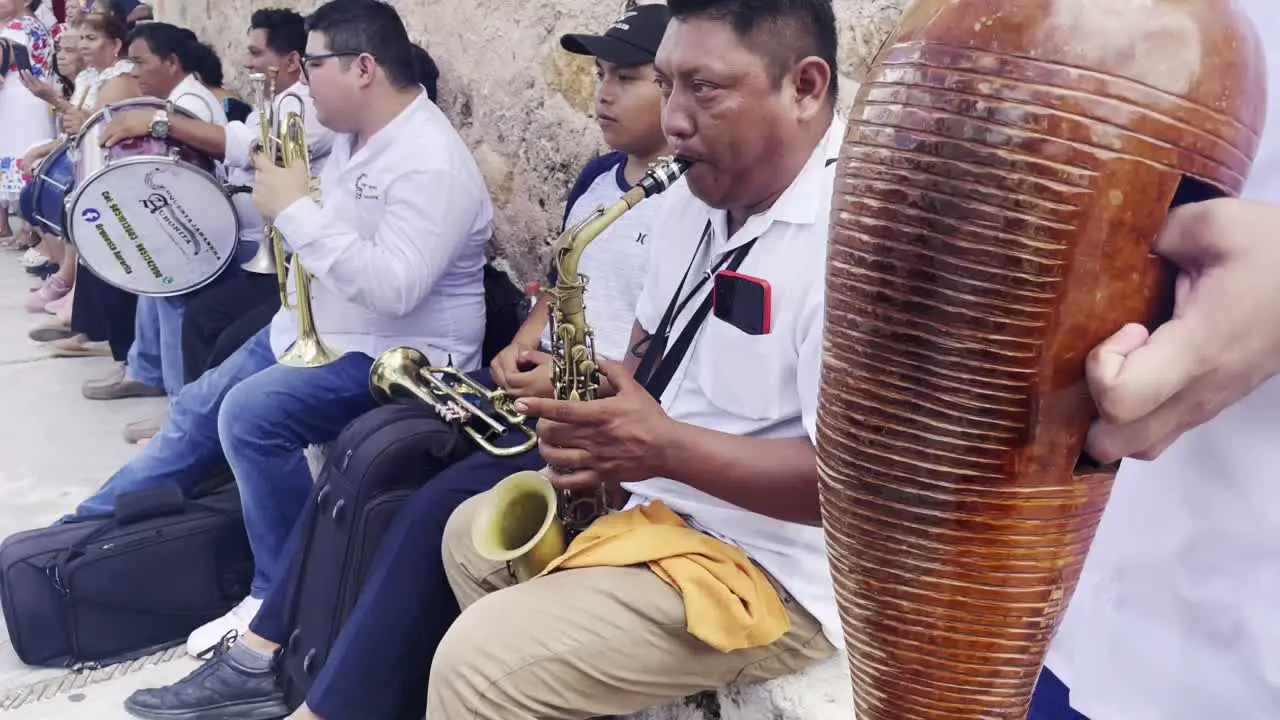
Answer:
[
  {"xmin": 223, "ymin": 82, "xmax": 335, "ymax": 249},
  {"xmin": 268, "ymin": 92, "xmax": 492, "ymax": 371}
]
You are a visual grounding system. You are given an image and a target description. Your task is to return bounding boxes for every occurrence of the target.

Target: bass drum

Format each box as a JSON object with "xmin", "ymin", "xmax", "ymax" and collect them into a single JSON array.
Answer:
[
  {"xmin": 64, "ymin": 97, "xmax": 240, "ymax": 297},
  {"xmin": 19, "ymin": 140, "xmax": 76, "ymax": 237}
]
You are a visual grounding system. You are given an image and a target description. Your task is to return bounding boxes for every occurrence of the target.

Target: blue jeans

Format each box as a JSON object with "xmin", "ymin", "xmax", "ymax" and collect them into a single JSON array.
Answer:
[
  {"xmin": 67, "ymin": 327, "xmax": 379, "ymax": 596},
  {"xmin": 1030, "ymin": 668, "xmax": 1090, "ymax": 720},
  {"xmin": 128, "ymin": 244, "xmax": 261, "ymax": 396},
  {"xmin": 250, "ymin": 371, "xmax": 546, "ymax": 720},
  {"xmin": 127, "ymin": 295, "xmax": 174, "ymax": 394}
]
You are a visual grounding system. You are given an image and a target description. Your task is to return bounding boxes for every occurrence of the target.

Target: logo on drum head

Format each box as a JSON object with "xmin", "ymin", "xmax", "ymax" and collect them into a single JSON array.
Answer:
[
  {"xmin": 163, "ymin": 276, "xmax": 174, "ymax": 285},
  {"xmin": 142, "ymin": 193, "xmax": 170, "ymax": 214},
  {"xmin": 81, "ymin": 208, "xmax": 101, "ymax": 223}
]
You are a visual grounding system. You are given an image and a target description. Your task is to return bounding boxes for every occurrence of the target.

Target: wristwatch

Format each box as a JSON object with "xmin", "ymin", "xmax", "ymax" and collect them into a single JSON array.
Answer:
[{"xmin": 149, "ymin": 108, "xmax": 170, "ymax": 139}]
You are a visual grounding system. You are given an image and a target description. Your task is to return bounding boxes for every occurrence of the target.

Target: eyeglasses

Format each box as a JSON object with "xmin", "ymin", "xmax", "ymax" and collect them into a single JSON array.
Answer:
[{"xmin": 300, "ymin": 51, "xmax": 364, "ymax": 82}]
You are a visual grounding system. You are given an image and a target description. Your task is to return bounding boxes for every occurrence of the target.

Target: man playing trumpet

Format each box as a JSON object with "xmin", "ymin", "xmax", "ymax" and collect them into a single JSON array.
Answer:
[
  {"xmin": 59, "ymin": 0, "xmax": 493, "ymax": 665},
  {"xmin": 101, "ymin": 7, "xmax": 333, "ymax": 432}
]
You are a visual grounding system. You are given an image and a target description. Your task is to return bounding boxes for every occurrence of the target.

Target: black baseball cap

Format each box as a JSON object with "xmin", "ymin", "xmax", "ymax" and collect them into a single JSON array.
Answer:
[{"xmin": 560, "ymin": 4, "xmax": 671, "ymax": 67}]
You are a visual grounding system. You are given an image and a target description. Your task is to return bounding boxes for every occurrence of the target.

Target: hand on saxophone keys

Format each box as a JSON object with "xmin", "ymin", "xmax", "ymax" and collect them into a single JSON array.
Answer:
[
  {"xmin": 251, "ymin": 150, "xmax": 313, "ymax": 221},
  {"xmin": 490, "ymin": 345, "xmax": 555, "ymax": 399},
  {"xmin": 513, "ymin": 358, "xmax": 674, "ymax": 491}
]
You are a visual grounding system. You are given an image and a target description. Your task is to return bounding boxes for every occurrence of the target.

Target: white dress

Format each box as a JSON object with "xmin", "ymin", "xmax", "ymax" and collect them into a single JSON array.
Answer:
[{"xmin": 0, "ymin": 14, "xmax": 56, "ymax": 207}]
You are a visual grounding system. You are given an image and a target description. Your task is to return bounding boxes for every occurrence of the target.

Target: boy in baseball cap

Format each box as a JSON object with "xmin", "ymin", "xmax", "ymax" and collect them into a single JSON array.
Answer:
[{"xmin": 490, "ymin": 2, "xmax": 674, "ymax": 397}]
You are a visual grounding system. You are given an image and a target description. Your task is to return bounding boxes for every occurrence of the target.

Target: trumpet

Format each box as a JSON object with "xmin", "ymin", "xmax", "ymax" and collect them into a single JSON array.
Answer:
[
  {"xmin": 368, "ymin": 346, "xmax": 538, "ymax": 457},
  {"xmin": 243, "ymin": 67, "xmax": 340, "ymax": 368},
  {"xmin": 471, "ymin": 156, "xmax": 691, "ymax": 581}
]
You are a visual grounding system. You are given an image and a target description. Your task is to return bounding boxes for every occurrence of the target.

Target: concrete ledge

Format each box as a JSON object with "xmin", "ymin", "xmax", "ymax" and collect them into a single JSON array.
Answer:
[{"xmin": 625, "ymin": 654, "xmax": 853, "ymax": 720}]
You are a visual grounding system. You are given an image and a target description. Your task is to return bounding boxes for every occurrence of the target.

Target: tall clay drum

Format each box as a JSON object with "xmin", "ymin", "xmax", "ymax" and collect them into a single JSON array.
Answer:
[{"xmin": 815, "ymin": 1, "xmax": 1267, "ymax": 718}]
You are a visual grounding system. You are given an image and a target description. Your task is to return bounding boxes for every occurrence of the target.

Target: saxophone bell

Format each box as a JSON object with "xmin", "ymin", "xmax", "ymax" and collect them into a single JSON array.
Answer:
[
  {"xmin": 470, "ymin": 470, "xmax": 566, "ymax": 582},
  {"xmin": 470, "ymin": 155, "xmax": 691, "ymax": 579}
]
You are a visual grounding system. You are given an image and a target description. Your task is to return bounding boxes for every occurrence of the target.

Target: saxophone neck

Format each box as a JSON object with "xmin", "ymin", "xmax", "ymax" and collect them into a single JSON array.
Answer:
[{"xmin": 551, "ymin": 155, "xmax": 691, "ymax": 288}]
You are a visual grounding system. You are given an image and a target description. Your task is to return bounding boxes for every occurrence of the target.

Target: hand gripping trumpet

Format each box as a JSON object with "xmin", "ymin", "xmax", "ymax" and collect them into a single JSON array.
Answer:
[
  {"xmin": 242, "ymin": 67, "xmax": 340, "ymax": 368},
  {"xmin": 469, "ymin": 156, "xmax": 690, "ymax": 582}
]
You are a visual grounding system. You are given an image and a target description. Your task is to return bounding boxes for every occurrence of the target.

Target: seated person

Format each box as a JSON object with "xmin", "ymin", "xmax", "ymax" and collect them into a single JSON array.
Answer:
[
  {"xmin": 59, "ymin": 0, "xmax": 493, "ymax": 665},
  {"xmin": 121, "ymin": 6, "xmax": 676, "ymax": 720},
  {"xmin": 101, "ymin": 7, "xmax": 337, "ymax": 442},
  {"xmin": 427, "ymin": 0, "xmax": 844, "ymax": 716}
]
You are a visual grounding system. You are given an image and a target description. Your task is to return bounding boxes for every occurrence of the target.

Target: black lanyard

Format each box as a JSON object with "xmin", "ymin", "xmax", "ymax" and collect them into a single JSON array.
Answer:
[{"xmin": 634, "ymin": 219, "xmax": 757, "ymax": 400}]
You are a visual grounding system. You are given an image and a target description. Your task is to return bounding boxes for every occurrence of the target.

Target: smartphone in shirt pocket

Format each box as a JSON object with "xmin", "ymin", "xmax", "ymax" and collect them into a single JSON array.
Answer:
[{"xmin": 713, "ymin": 270, "xmax": 772, "ymax": 335}]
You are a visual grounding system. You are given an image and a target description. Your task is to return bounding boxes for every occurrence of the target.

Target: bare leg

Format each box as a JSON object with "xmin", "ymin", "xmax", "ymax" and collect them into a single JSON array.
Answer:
[
  {"xmin": 238, "ymin": 631, "xmax": 280, "ymax": 656},
  {"xmin": 286, "ymin": 703, "xmax": 324, "ymax": 720},
  {"xmin": 36, "ymin": 234, "xmax": 65, "ymax": 266},
  {"xmin": 54, "ymin": 245, "xmax": 75, "ymax": 285}
]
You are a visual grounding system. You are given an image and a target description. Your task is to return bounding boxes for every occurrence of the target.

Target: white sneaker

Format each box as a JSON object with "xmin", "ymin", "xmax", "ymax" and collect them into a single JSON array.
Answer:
[
  {"xmin": 186, "ymin": 596, "xmax": 264, "ymax": 658},
  {"xmin": 19, "ymin": 248, "xmax": 49, "ymax": 267}
]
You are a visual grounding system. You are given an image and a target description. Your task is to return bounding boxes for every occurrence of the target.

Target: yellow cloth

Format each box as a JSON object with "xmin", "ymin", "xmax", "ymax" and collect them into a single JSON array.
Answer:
[{"xmin": 537, "ymin": 500, "xmax": 791, "ymax": 653}]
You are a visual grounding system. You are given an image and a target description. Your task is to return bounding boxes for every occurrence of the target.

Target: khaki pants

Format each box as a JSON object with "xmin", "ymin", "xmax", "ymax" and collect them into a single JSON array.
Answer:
[{"xmin": 426, "ymin": 494, "xmax": 836, "ymax": 719}]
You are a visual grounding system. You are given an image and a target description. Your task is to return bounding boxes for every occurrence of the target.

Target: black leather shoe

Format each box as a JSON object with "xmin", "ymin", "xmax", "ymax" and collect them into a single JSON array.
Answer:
[{"xmin": 123, "ymin": 634, "xmax": 291, "ymax": 720}]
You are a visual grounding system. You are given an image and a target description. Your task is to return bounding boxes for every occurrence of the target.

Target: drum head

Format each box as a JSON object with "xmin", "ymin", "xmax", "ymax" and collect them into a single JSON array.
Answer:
[
  {"xmin": 66, "ymin": 157, "xmax": 239, "ymax": 296},
  {"xmin": 31, "ymin": 141, "xmax": 76, "ymax": 237}
]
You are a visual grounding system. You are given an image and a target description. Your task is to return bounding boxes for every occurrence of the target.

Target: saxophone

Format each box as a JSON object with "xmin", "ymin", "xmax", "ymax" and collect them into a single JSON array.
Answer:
[{"xmin": 470, "ymin": 156, "xmax": 690, "ymax": 582}]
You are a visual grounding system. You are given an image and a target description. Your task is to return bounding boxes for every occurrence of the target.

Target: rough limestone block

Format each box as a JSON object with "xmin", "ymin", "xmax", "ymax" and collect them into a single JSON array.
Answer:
[
  {"xmin": 625, "ymin": 654, "xmax": 853, "ymax": 720},
  {"xmin": 151, "ymin": 0, "xmax": 912, "ymax": 284}
]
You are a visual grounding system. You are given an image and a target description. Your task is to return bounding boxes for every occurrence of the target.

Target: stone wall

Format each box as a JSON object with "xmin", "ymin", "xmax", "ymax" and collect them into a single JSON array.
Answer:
[{"xmin": 152, "ymin": 0, "xmax": 909, "ymax": 282}]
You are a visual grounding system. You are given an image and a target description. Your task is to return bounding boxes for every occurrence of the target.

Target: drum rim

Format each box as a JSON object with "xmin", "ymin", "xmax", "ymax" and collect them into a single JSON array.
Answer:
[
  {"xmin": 29, "ymin": 141, "xmax": 76, "ymax": 237},
  {"xmin": 65, "ymin": 154, "xmax": 242, "ymax": 298},
  {"xmin": 71, "ymin": 97, "xmax": 206, "ymax": 152}
]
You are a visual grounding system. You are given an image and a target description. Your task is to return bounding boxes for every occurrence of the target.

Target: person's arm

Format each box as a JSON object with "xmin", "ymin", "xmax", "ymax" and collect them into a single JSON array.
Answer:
[
  {"xmin": 654, "ymin": 426, "xmax": 819, "ymax": 524},
  {"xmin": 271, "ymin": 164, "xmax": 482, "ymax": 318},
  {"xmin": 510, "ymin": 292, "xmax": 552, "ymax": 350},
  {"xmin": 162, "ymin": 113, "xmax": 233, "ymax": 159}
]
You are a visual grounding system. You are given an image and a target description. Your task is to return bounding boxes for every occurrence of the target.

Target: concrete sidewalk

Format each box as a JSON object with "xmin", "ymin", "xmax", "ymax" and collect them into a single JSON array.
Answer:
[{"xmin": 0, "ymin": 250, "xmax": 202, "ymax": 718}]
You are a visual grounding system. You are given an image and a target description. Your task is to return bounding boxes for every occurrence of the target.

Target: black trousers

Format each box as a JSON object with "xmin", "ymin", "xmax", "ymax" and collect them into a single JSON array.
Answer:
[
  {"xmin": 180, "ymin": 270, "xmax": 281, "ymax": 384},
  {"xmin": 70, "ymin": 267, "xmax": 138, "ymax": 363}
]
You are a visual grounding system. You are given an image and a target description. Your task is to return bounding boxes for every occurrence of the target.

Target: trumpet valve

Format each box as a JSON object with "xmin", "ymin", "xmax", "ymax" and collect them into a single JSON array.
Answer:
[{"xmin": 438, "ymin": 403, "xmax": 469, "ymax": 424}]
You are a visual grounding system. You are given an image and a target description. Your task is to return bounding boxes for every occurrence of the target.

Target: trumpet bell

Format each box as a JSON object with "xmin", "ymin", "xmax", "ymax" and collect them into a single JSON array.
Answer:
[
  {"xmin": 240, "ymin": 241, "xmax": 278, "ymax": 275},
  {"xmin": 471, "ymin": 470, "xmax": 567, "ymax": 583},
  {"xmin": 278, "ymin": 333, "xmax": 343, "ymax": 368},
  {"xmin": 369, "ymin": 346, "xmax": 428, "ymax": 402}
]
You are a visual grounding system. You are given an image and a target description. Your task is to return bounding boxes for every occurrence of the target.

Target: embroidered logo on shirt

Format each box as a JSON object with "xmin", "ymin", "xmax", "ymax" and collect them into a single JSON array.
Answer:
[
  {"xmin": 636, "ymin": 232, "xmax": 648, "ymax": 245},
  {"xmin": 354, "ymin": 173, "xmax": 380, "ymax": 200}
]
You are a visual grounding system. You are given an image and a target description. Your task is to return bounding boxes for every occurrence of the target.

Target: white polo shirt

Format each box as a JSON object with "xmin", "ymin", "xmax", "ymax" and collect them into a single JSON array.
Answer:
[
  {"xmin": 270, "ymin": 91, "xmax": 492, "ymax": 371},
  {"xmin": 1044, "ymin": 2, "xmax": 1280, "ymax": 717},
  {"xmin": 625, "ymin": 116, "xmax": 846, "ymax": 646},
  {"xmin": 168, "ymin": 73, "xmax": 225, "ymax": 126},
  {"xmin": 224, "ymin": 83, "xmax": 335, "ymax": 249}
]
